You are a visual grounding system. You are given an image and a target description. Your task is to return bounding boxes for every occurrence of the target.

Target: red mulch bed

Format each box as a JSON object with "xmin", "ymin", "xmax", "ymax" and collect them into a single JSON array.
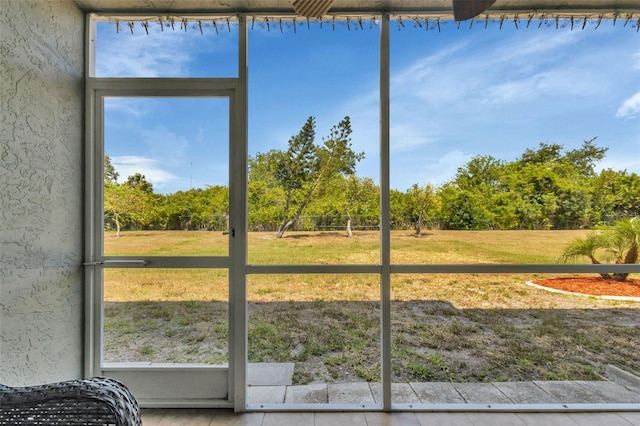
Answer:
[{"xmin": 534, "ymin": 276, "xmax": 640, "ymax": 298}]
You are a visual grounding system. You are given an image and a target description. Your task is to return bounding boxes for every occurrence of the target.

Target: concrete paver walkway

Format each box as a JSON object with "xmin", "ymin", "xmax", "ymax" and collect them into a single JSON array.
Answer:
[
  {"xmin": 247, "ymin": 379, "xmax": 640, "ymax": 405},
  {"xmin": 244, "ymin": 362, "xmax": 640, "ymax": 406}
]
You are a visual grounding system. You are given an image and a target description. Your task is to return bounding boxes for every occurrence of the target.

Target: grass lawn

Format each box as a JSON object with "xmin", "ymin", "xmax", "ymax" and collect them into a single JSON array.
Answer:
[{"xmin": 103, "ymin": 230, "xmax": 640, "ymax": 385}]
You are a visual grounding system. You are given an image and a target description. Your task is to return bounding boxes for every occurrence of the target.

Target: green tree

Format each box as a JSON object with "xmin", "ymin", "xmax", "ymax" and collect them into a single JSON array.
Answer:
[
  {"xmin": 590, "ymin": 169, "xmax": 640, "ymax": 225},
  {"xmin": 559, "ymin": 233, "xmax": 611, "ymax": 280},
  {"xmin": 455, "ymin": 155, "xmax": 504, "ymax": 191},
  {"xmin": 439, "ymin": 186, "xmax": 492, "ymax": 230},
  {"xmin": 248, "ymin": 149, "xmax": 286, "ymax": 231},
  {"xmin": 560, "ymin": 217, "xmax": 640, "ymax": 281},
  {"xmin": 610, "ymin": 217, "xmax": 640, "ymax": 281},
  {"xmin": 163, "ymin": 186, "xmax": 229, "ymax": 230},
  {"xmin": 104, "ymin": 153, "xmax": 119, "ymax": 183},
  {"xmin": 254, "ymin": 116, "xmax": 364, "ymax": 238},
  {"xmin": 563, "ymin": 137, "xmax": 607, "ymax": 177},
  {"xmin": 406, "ymin": 183, "xmax": 439, "ymax": 237},
  {"xmin": 337, "ymin": 175, "xmax": 378, "ymax": 237},
  {"xmin": 500, "ymin": 140, "xmax": 608, "ymax": 229},
  {"xmin": 126, "ymin": 172, "xmax": 154, "ymax": 194},
  {"xmin": 274, "ymin": 117, "xmax": 318, "ymax": 237},
  {"xmin": 518, "ymin": 142, "xmax": 563, "ymax": 165},
  {"xmin": 104, "ymin": 167, "xmax": 156, "ymax": 235},
  {"xmin": 389, "ymin": 189, "xmax": 409, "ymax": 230},
  {"xmin": 104, "ymin": 182, "xmax": 149, "ymax": 237},
  {"xmin": 163, "ymin": 190, "xmax": 194, "ymax": 230}
]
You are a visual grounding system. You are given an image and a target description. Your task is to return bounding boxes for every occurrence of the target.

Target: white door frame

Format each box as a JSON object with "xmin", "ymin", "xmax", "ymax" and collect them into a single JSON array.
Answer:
[{"xmin": 84, "ymin": 78, "xmax": 245, "ymax": 407}]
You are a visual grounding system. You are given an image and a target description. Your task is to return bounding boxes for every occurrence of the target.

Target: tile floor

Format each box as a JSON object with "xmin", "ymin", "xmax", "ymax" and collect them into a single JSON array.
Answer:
[
  {"xmin": 142, "ymin": 409, "xmax": 640, "ymax": 425},
  {"xmin": 242, "ymin": 380, "xmax": 640, "ymax": 405}
]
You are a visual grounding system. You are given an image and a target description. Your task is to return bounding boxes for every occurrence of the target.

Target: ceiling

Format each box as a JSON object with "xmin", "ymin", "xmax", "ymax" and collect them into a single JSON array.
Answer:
[{"xmin": 74, "ymin": 0, "xmax": 640, "ymax": 18}]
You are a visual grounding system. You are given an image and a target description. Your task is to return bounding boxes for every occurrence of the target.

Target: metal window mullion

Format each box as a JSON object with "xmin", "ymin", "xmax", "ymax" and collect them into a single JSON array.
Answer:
[
  {"xmin": 390, "ymin": 263, "xmax": 640, "ymax": 274},
  {"xmin": 88, "ymin": 78, "xmax": 239, "ymax": 93},
  {"xmin": 93, "ymin": 84, "xmax": 106, "ymax": 377},
  {"xmin": 84, "ymin": 14, "xmax": 98, "ymax": 377},
  {"xmin": 101, "ymin": 257, "xmax": 230, "ymax": 268},
  {"xmin": 231, "ymin": 14, "xmax": 249, "ymax": 413},
  {"xmin": 379, "ymin": 12, "xmax": 392, "ymax": 412}
]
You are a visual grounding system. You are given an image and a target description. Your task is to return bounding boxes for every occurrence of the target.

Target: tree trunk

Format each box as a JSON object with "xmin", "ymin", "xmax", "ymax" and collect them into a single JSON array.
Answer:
[
  {"xmin": 277, "ymin": 209, "xmax": 304, "ymax": 238},
  {"xmin": 589, "ymin": 256, "xmax": 612, "ymax": 280},
  {"xmin": 346, "ymin": 212, "xmax": 353, "ymax": 238},
  {"xmin": 613, "ymin": 241, "xmax": 637, "ymax": 281},
  {"xmin": 276, "ymin": 176, "xmax": 321, "ymax": 238},
  {"xmin": 415, "ymin": 212, "xmax": 423, "ymax": 237},
  {"xmin": 624, "ymin": 241, "xmax": 638, "ymax": 264},
  {"xmin": 276, "ymin": 219, "xmax": 294, "ymax": 239},
  {"xmin": 115, "ymin": 213, "xmax": 121, "ymax": 238}
]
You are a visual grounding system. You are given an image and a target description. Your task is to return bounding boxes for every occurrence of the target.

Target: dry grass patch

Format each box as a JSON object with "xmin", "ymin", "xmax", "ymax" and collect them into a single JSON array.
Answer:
[{"xmin": 102, "ymin": 230, "xmax": 639, "ymax": 385}]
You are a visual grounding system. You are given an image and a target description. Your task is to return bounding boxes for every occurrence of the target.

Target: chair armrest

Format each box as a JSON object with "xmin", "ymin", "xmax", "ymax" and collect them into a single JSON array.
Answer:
[{"xmin": 0, "ymin": 376, "xmax": 141, "ymax": 426}]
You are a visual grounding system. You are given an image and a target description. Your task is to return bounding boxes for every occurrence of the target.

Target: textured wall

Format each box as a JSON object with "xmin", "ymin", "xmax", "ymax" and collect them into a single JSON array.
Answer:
[{"xmin": 1, "ymin": 0, "xmax": 84, "ymax": 386}]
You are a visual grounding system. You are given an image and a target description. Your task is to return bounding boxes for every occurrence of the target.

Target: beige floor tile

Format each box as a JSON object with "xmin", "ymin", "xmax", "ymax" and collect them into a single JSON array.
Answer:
[
  {"xmin": 567, "ymin": 412, "xmax": 635, "ymax": 426},
  {"xmin": 209, "ymin": 411, "xmax": 265, "ymax": 426},
  {"xmin": 464, "ymin": 412, "xmax": 525, "ymax": 426},
  {"xmin": 262, "ymin": 412, "xmax": 315, "ymax": 426},
  {"xmin": 140, "ymin": 409, "xmax": 640, "ymax": 426},
  {"xmin": 618, "ymin": 411, "xmax": 640, "ymax": 426},
  {"xmin": 415, "ymin": 412, "xmax": 474, "ymax": 426},
  {"xmin": 516, "ymin": 413, "xmax": 579, "ymax": 426},
  {"xmin": 314, "ymin": 412, "xmax": 368, "ymax": 426},
  {"xmin": 364, "ymin": 412, "xmax": 421, "ymax": 426},
  {"xmin": 156, "ymin": 408, "xmax": 214, "ymax": 426},
  {"xmin": 141, "ymin": 408, "xmax": 169, "ymax": 426}
]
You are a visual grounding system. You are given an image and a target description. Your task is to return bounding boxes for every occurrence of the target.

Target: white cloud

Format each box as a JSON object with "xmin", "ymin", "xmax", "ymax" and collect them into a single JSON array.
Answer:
[
  {"xmin": 391, "ymin": 149, "xmax": 472, "ymax": 190},
  {"xmin": 597, "ymin": 155, "xmax": 640, "ymax": 174},
  {"xmin": 389, "ymin": 28, "xmax": 607, "ymax": 111},
  {"xmin": 96, "ymin": 20, "xmax": 236, "ymax": 78},
  {"xmin": 109, "ymin": 126, "xmax": 199, "ymax": 192},
  {"xmin": 96, "ymin": 23, "xmax": 192, "ymax": 77},
  {"xmin": 393, "ymin": 42, "xmax": 469, "ymax": 87},
  {"xmin": 391, "ymin": 123, "xmax": 437, "ymax": 151},
  {"xmin": 140, "ymin": 127, "xmax": 191, "ymax": 166},
  {"xmin": 633, "ymin": 51, "xmax": 640, "ymax": 70},
  {"xmin": 111, "ymin": 155, "xmax": 179, "ymax": 189},
  {"xmin": 482, "ymin": 79, "xmax": 536, "ymax": 104},
  {"xmin": 483, "ymin": 68, "xmax": 603, "ymax": 104},
  {"xmin": 425, "ymin": 149, "xmax": 472, "ymax": 185},
  {"xmin": 333, "ymin": 26, "xmax": 640, "ymax": 191},
  {"xmin": 492, "ymin": 30, "xmax": 580, "ymax": 67},
  {"xmin": 104, "ymin": 98, "xmax": 151, "ymax": 117},
  {"xmin": 616, "ymin": 91, "xmax": 640, "ymax": 119}
]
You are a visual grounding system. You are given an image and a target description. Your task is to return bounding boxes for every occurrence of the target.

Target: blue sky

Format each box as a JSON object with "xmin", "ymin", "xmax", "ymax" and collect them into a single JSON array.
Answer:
[{"xmin": 97, "ymin": 18, "xmax": 639, "ymax": 194}]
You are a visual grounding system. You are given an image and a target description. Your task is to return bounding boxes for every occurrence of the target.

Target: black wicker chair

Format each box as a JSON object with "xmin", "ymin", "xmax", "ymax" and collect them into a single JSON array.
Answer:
[{"xmin": 0, "ymin": 376, "xmax": 141, "ymax": 426}]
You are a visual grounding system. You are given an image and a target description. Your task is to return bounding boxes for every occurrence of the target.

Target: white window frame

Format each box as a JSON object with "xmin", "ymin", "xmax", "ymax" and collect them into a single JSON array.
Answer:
[{"xmin": 84, "ymin": 12, "xmax": 640, "ymax": 412}]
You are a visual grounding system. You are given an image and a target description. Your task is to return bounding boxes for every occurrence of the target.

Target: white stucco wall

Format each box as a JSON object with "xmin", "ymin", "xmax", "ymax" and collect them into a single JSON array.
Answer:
[{"xmin": 1, "ymin": 0, "xmax": 84, "ymax": 386}]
